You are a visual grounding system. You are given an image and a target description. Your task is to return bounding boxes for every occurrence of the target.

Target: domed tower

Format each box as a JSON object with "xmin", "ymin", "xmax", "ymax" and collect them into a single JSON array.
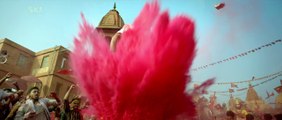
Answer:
[
  {"xmin": 245, "ymin": 83, "xmax": 271, "ymax": 112},
  {"xmin": 96, "ymin": 3, "xmax": 125, "ymax": 43},
  {"xmin": 246, "ymin": 84, "xmax": 260, "ymax": 101}
]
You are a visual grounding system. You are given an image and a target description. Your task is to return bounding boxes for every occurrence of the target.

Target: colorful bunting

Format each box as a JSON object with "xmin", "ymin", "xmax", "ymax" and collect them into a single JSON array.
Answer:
[
  {"xmin": 229, "ymin": 89, "xmax": 234, "ymax": 93},
  {"xmin": 231, "ymin": 83, "xmax": 238, "ymax": 88},
  {"xmin": 237, "ymin": 88, "xmax": 248, "ymax": 91},
  {"xmin": 208, "ymin": 75, "xmax": 281, "ymax": 94},
  {"xmin": 210, "ymin": 71, "xmax": 282, "ymax": 85},
  {"xmin": 192, "ymin": 39, "xmax": 281, "ymax": 71}
]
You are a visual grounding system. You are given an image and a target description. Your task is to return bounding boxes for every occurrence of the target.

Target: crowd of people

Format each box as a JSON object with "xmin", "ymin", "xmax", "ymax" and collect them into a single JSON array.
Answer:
[
  {"xmin": 1, "ymin": 72, "xmax": 282, "ymax": 120},
  {"xmin": 0, "ymin": 73, "xmax": 94, "ymax": 120},
  {"xmin": 224, "ymin": 110, "xmax": 282, "ymax": 120},
  {"xmin": 195, "ymin": 96, "xmax": 282, "ymax": 120}
]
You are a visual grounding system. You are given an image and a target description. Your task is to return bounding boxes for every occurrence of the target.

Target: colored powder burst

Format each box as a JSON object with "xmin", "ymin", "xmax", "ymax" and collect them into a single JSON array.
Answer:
[{"xmin": 70, "ymin": 1, "xmax": 212, "ymax": 120}]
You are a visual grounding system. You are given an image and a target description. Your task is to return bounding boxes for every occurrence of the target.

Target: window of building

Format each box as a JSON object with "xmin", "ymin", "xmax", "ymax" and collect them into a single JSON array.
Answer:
[
  {"xmin": 17, "ymin": 54, "xmax": 27, "ymax": 67},
  {"xmin": 40, "ymin": 55, "xmax": 49, "ymax": 68},
  {"xmin": 55, "ymin": 82, "xmax": 62, "ymax": 95},
  {"xmin": 61, "ymin": 57, "xmax": 67, "ymax": 69}
]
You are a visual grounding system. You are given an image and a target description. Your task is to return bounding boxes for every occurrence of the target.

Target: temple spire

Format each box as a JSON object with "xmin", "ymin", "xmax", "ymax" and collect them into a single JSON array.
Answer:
[{"xmin": 113, "ymin": 2, "xmax": 116, "ymax": 10}]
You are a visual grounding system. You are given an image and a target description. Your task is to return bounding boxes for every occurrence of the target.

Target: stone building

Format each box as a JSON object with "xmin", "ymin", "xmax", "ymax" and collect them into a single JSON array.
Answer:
[{"xmin": 0, "ymin": 3, "xmax": 125, "ymax": 99}]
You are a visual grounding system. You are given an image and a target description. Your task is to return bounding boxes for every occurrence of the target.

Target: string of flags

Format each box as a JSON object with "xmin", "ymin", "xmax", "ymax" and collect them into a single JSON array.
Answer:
[
  {"xmin": 209, "ymin": 87, "xmax": 279, "ymax": 100},
  {"xmin": 191, "ymin": 39, "xmax": 282, "ymax": 72},
  {"xmin": 213, "ymin": 90, "xmax": 275, "ymax": 100},
  {"xmin": 217, "ymin": 92, "xmax": 245, "ymax": 97},
  {"xmin": 207, "ymin": 75, "xmax": 282, "ymax": 94},
  {"xmin": 217, "ymin": 71, "xmax": 282, "ymax": 85},
  {"xmin": 192, "ymin": 70, "xmax": 282, "ymax": 85}
]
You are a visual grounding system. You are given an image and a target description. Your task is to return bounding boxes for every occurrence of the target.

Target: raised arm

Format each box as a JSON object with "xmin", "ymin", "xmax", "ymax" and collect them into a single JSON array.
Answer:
[
  {"xmin": 110, "ymin": 24, "xmax": 132, "ymax": 51},
  {"xmin": 64, "ymin": 84, "xmax": 75, "ymax": 100},
  {"xmin": 12, "ymin": 81, "xmax": 20, "ymax": 90},
  {"xmin": 0, "ymin": 72, "xmax": 11, "ymax": 86},
  {"xmin": 50, "ymin": 91, "xmax": 61, "ymax": 105},
  {"xmin": 110, "ymin": 32, "xmax": 121, "ymax": 51}
]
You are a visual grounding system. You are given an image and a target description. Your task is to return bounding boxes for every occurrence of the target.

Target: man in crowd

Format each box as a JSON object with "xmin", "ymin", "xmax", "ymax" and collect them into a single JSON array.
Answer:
[
  {"xmin": 226, "ymin": 110, "xmax": 236, "ymax": 120},
  {"xmin": 0, "ymin": 73, "xmax": 24, "ymax": 119},
  {"xmin": 14, "ymin": 87, "xmax": 58, "ymax": 120},
  {"xmin": 60, "ymin": 85, "xmax": 83, "ymax": 120}
]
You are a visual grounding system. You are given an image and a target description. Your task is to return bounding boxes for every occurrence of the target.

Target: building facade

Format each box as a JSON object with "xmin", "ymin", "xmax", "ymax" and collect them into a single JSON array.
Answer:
[
  {"xmin": 0, "ymin": 3, "xmax": 124, "ymax": 99},
  {"xmin": 0, "ymin": 38, "xmax": 77, "ymax": 99},
  {"xmin": 31, "ymin": 46, "xmax": 76, "ymax": 99},
  {"xmin": 0, "ymin": 38, "xmax": 34, "ymax": 78}
]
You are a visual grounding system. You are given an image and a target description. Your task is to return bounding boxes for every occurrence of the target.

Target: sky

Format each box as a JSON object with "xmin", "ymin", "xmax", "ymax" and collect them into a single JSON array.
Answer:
[{"xmin": 1, "ymin": 0, "xmax": 282, "ymax": 105}]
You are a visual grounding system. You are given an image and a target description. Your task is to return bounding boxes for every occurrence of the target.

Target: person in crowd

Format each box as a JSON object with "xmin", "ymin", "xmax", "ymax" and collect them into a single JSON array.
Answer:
[
  {"xmin": 5, "ymin": 92, "xmax": 26, "ymax": 120},
  {"xmin": 263, "ymin": 113, "xmax": 273, "ymax": 120},
  {"xmin": 226, "ymin": 110, "xmax": 236, "ymax": 120},
  {"xmin": 14, "ymin": 86, "xmax": 58, "ymax": 120},
  {"xmin": 213, "ymin": 103, "xmax": 225, "ymax": 120},
  {"xmin": 47, "ymin": 91, "xmax": 61, "ymax": 120},
  {"xmin": 0, "ymin": 73, "xmax": 24, "ymax": 119},
  {"xmin": 0, "ymin": 89, "xmax": 23, "ymax": 119},
  {"xmin": 60, "ymin": 85, "xmax": 83, "ymax": 120},
  {"xmin": 0, "ymin": 73, "xmax": 11, "ymax": 87},
  {"xmin": 246, "ymin": 114, "xmax": 254, "ymax": 120},
  {"xmin": 110, "ymin": 24, "xmax": 132, "ymax": 51},
  {"xmin": 196, "ymin": 97, "xmax": 213, "ymax": 120},
  {"xmin": 12, "ymin": 81, "xmax": 20, "ymax": 91},
  {"xmin": 274, "ymin": 113, "xmax": 282, "ymax": 120}
]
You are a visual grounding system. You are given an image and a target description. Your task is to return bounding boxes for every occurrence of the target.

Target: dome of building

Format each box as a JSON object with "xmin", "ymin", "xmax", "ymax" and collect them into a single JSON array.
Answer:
[
  {"xmin": 97, "ymin": 3, "xmax": 124, "ymax": 29},
  {"xmin": 96, "ymin": 3, "xmax": 125, "ymax": 42}
]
